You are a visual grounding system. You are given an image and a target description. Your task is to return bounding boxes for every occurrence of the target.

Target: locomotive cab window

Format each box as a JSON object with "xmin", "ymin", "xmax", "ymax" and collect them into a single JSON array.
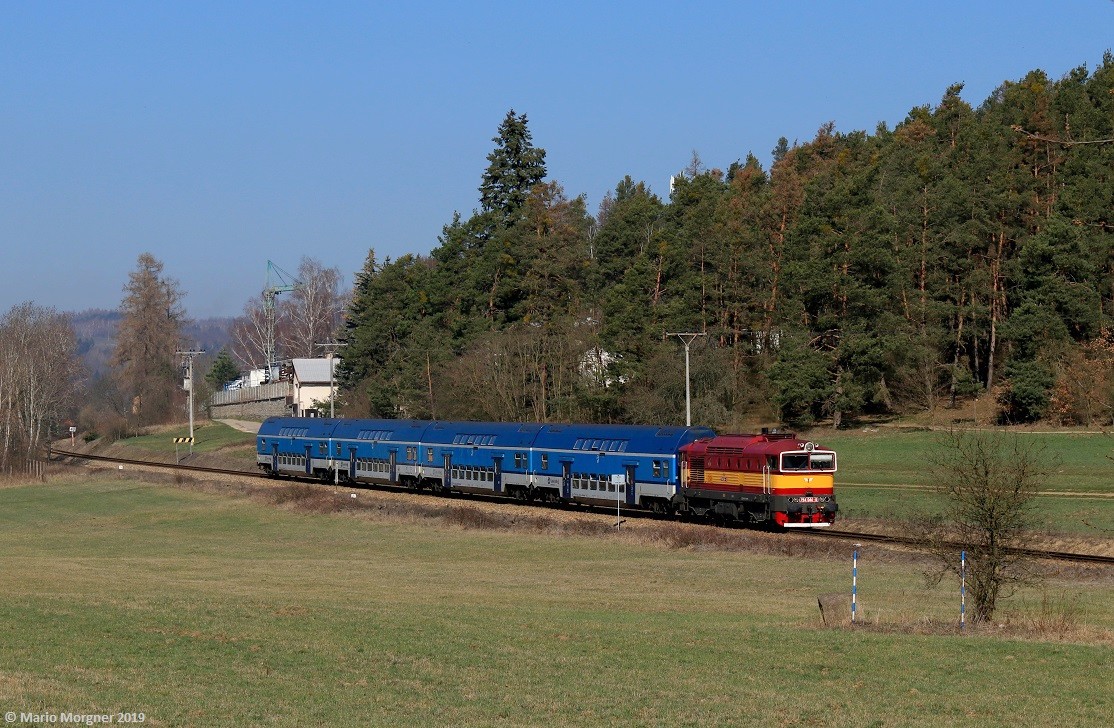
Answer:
[
  {"xmin": 810, "ymin": 453, "xmax": 835, "ymax": 470},
  {"xmin": 781, "ymin": 454, "xmax": 810, "ymax": 471}
]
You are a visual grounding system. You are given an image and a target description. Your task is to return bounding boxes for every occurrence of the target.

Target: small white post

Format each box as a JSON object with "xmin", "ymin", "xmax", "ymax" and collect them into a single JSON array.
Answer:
[
  {"xmin": 852, "ymin": 544, "xmax": 860, "ymax": 625},
  {"xmin": 616, "ymin": 478, "xmax": 621, "ymax": 530},
  {"xmin": 960, "ymin": 550, "xmax": 967, "ymax": 630}
]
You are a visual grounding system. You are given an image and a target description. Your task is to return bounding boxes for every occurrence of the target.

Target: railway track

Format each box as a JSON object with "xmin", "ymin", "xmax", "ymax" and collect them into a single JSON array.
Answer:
[
  {"xmin": 51, "ymin": 447, "xmax": 1114, "ymax": 567},
  {"xmin": 806, "ymin": 528, "xmax": 1114, "ymax": 566}
]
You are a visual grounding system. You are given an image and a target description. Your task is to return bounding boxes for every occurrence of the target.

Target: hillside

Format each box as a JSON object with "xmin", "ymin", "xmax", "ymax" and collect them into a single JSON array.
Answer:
[{"xmin": 71, "ymin": 308, "xmax": 235, "ymax": 376}]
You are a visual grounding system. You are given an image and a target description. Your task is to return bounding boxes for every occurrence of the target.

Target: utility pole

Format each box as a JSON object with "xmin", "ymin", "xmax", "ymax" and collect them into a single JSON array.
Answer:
[
  {"xmin": 177, "ymin": 349, "xmax": 205, "ymax": 456},
  {"xmin": 315, "ymin": 342, "xmax": 342, "ymax": 418},
  {"xmin": 315, "ymin": 342, "xmax": 342, "ymax": 487},
  {"xmin": 666, "ymin": 332, "xmax": 705, "ymax": 426}
]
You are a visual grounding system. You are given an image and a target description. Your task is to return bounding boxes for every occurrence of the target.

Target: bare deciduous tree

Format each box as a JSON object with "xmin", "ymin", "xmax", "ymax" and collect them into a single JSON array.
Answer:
[
  {"xmin": 283, "ymin": 257, "xmax": 345, "ymax": 358},
  {"xmin": 437, "ymin": 318, "xmax": 601, "ymax": 422},
  {"xmin": 921, "ymin": 430, "xmax": 1051, "ymax": 623},
  {"xmin": 230, "ymin": 293, "xmax": 272, "ymax": 371},
  {"xmin": 0, "ymin": 302, "xmax": 82, "ymax": 467},
  {"xmin": 231, "ymin": 258, "xmax": 346, "ymax": 369},
  {"xmin": 112, "ymin": 253, "xmax": 187, "ymax": 425}
]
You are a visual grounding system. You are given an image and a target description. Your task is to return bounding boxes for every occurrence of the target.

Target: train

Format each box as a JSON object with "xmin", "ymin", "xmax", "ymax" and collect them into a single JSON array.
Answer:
[{"xmin": 256, "ymin": 416, "xmax": 838, "ymax": 528}]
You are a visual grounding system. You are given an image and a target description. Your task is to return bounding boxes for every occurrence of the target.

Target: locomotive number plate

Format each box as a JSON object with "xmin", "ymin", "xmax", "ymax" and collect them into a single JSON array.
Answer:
[{"xmin": 798, "ymin": 496, "xmax": 820, "ymax": 503}]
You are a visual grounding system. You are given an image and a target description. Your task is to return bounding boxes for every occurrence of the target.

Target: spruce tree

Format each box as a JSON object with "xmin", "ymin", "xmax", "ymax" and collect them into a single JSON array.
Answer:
[{"xmin": 479, "ymin": 110, "xmax": 547, "ymax": 224}]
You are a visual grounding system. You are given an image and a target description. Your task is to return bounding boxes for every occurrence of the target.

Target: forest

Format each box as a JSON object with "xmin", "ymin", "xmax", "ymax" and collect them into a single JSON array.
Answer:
[{"xmin": 339, "ymin": 57, "xmax": 1114, "ymax": 429}]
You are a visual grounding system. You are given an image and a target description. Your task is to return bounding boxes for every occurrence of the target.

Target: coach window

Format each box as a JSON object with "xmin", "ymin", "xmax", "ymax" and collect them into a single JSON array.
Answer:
[
  {"xmin": 318, "ymin": 442, "xmax": 327, "ymax": 455},
  {"xmin": 540, "ymin": 454, "xmax": 549, "ymax": 470},
  {"xmin": 427, "ymin": 448, "xmax": 434, "ymax": 463},
  {"xmin": 652, "ymin": 461, "xmax": 662, "ymax": 477}
]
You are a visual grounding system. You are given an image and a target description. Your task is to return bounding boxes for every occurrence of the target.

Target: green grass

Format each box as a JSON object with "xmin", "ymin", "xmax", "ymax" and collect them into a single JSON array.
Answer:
[
  {"xmin": 119, "ymin": 421, "xmax": 255, "ymax": 455},
  {"xmin": 837, "ymin": 486, "xmax": 1114, "ymax": 537},
  {"xmin": 803, "ymin": 430, "xmax": 1114, "ymax": 532},
  {"xmin": 812, "ymin": 430, "xmax": 1114, "ymax": 493},
  {"xmin": 0, "ymin": 477, "xmax": 1111, "ymax": 727}
]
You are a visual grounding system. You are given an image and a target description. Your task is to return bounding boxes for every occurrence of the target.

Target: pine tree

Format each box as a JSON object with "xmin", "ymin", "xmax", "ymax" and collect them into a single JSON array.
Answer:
[{"xmin": 205, "ymin": 350, "xmax": 241, "ymax": 390}]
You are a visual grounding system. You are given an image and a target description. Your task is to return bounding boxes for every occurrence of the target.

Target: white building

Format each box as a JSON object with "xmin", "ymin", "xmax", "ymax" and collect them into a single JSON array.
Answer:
[{"xmin": 291, "ymin": 357, "xmax": 339, "ymax": 417}]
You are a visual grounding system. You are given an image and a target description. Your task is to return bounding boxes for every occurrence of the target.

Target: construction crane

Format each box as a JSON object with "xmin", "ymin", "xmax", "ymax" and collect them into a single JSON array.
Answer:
[{"xmin": 262, "ymin": 260, "xmax": 300, "ymax": 381}]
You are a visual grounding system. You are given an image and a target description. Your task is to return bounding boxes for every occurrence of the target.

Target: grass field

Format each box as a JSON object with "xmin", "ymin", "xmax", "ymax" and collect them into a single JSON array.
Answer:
[
  {"xmin": 812, "ymin": 429, "xmax": 1114, "ymax": 493},
  {"xmin": 112, "ymin": 421, "xmax": 256, "ymax": 455},
  {"xmin": 1, "ymin": 475, "xmax": 1111, "ymax": 727},
  {"xmin": 835, "ymin": 486, "xmax": 1114, "ymax": 537},
  {"xmin": 801, "ymin": 429, "xmax": 1114, "ymax": 535}
]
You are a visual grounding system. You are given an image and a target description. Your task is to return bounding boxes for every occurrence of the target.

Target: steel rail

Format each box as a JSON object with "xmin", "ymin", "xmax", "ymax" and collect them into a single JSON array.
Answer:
[{"xmin": 805, "ymin": 528, "xmax": 1114, "ymax": 566}]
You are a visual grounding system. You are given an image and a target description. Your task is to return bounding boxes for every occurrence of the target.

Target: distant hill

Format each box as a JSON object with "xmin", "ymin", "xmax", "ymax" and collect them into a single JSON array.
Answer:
[{"xmin": 71, "ymin": 309, "xmax": 235, "ymax": 377}]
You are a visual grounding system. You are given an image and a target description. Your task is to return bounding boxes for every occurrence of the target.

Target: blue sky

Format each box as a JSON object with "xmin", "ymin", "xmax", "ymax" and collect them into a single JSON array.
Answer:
[{"xmin": 2, "ymin": 1, "xmax": 1111, "ymax": 318}]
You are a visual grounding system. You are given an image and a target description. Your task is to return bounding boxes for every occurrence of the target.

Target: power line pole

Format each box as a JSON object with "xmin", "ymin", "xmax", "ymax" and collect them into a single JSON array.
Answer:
[
  {"xmin": 666, "ymin": 332, "xmax": 705, "ymax": 426},
  {"xmin": 177, "ymin": 349, "xmax": 205, "ymax": 456},
  {"xmin": 315, "ymin": 342, "xmax": 342, "ymax": 418}
]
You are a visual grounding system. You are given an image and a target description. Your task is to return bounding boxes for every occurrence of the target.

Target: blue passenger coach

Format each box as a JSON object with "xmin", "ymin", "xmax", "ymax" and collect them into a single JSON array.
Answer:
[{"xmin": 257, "ymin": 417, "xmax": 714, "ymax": 511}]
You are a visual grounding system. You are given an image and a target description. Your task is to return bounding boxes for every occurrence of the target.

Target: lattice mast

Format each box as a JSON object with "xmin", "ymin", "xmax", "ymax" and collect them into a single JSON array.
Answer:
[{"xmin": 262, "ymin": 260, "xmax": 301, "ymax": 379}]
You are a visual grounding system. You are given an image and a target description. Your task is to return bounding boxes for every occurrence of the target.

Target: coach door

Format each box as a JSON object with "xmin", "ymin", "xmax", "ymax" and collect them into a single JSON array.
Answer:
[
  {"xmin": 271, "ymin": 443, "xmax": 278, "ymax": 472},
  {"xmin": 349, "ymin": 447, "xmax": 357, "ymax": 480},
  {"xmin": 492, "ymin": 456, "xmax": 503, "ymax": 493},
  {"xmin": 561, "ymin": 461, "xmax": 572, "ymax": 500},
  {"xmin": 304, "ymin": 445, "xmax": 313, "ymax": 475},
  {"xmin": 389, "ymin": 450, "xmax": 398, "ymax": 483},
  {"xmin": 443, "ymin": 453, "xmax": 452, "ymax": 490},
  {"xmin": 625, "ymin": 464, "xmax": 637, "ymax": 506}
]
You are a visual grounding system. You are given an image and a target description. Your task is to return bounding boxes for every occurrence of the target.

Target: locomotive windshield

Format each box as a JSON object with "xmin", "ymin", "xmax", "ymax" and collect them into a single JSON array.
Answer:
[{"xmin": 780, "ymin": 452, "xmax": 836, "ymax": 471}]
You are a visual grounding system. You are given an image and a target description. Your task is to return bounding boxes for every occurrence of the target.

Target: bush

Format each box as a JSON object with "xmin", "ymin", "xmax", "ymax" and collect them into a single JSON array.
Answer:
[{"xmin": 997, "ymin": 360, "xmax": 1054, "ymax": 423}]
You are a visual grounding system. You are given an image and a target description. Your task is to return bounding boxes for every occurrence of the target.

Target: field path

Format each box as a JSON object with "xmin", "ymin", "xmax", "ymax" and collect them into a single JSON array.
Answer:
[{"xmin": 216, "ymin": 418, "xmax": 261, "ymax": 434}]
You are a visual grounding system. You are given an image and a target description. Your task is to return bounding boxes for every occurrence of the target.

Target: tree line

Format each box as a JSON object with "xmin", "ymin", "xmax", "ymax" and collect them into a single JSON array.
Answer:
[
  {"xmin": 79, "ymin": 254, "xmax": 346, "ymax": 439},
  {"xmin": 340, "ymin": 58, "xmax": 1114, "ymax": 429}
]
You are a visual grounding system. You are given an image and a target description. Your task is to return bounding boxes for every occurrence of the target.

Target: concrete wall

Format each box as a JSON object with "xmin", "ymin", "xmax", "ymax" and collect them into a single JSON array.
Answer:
[{"xmin": 209, "ymin": 397, "xmax": 290, "ymax": 420}]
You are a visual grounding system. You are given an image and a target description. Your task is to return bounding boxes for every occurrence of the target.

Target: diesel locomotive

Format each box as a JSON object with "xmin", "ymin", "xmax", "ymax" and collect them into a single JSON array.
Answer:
[{"xmin": 256, "ymin": 416, "xmax": 837, "ymax": 528}]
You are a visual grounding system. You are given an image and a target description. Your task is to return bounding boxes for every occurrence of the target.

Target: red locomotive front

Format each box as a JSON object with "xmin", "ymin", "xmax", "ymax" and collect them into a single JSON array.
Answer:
[{"xmin": 677, "ymin": 431, "xmax": 837, "ymax": 527}]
